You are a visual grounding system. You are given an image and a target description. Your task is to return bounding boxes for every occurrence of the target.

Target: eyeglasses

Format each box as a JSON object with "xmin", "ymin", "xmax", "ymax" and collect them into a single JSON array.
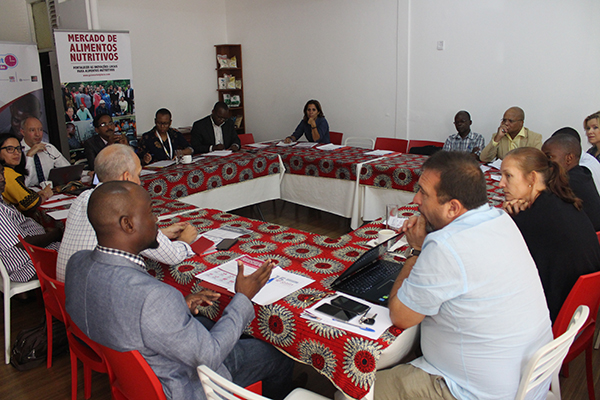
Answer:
[
  {"xmin": 0, "ymin": 145, "xmax": 23, "ymax": 154},
  {"xmin": 501, "ymin": 118, "xmax": 523, "ymax": 124},
  {"xmin": 99, "ymin": 121, "xmax": 116, "ymax": 128}
]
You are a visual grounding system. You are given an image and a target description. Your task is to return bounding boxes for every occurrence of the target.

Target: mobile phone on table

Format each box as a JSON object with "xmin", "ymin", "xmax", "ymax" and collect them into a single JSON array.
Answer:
[
  {"xmin": 216, "ymin": 238, "xmax": 238, "ymax": 250},
  {"xmin": 315, "ymin": 304, "xmax": 357, "ymax": 321},
  {"xmin": 330, "ymin": 295, "xmax": 370, "ymax": 314}
]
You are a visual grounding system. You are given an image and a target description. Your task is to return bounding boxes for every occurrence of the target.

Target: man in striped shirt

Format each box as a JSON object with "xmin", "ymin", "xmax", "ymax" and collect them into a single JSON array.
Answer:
[{"xmin": 0, "ymin": 163, "xmax": 62, "ymax": 282}]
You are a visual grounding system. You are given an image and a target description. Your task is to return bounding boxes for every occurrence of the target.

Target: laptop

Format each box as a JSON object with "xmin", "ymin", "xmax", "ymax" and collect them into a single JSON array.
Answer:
[
  {"xmin": 47, "ymin": 164, "xmax": 85, "ymax": 187},
  {"xmin": 331, "ymin": 234, "xmax": 405, "ymax": 307}
]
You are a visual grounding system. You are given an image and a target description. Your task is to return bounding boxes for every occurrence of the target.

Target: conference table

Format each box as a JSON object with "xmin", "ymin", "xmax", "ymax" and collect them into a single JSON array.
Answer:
[
  {"xmin": 38, "ymin": 148, "xmax": 505, "ymax": 399},
  {"xmin": 248, "ymin": 143, "xmax": 425, "ymax": 228},
  {"xmin": 146, "ymin": 198, "xmax": 423, "ymax": 400},
  {"xmin": 141, "ymin": 162, "xmax": 504, "ymax": 399},
  {"xmin": 140, "ymin": 151, "xmax": 285, "ymax": 212}
]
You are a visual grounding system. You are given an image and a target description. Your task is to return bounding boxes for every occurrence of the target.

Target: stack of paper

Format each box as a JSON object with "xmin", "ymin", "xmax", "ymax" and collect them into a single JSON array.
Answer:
[
  {"xmin": 247, "ymin": 143, "xmax": 270, "ymax": 148},
  {"xmin": 148, "ymin": 160, "xmax": 175, "ymax": 168},
  {"xmin": 301, "ymin": 294, "xmax": 392, "ymax": 340},
  {"xmin": 488, "ymin": 159, "xmax": 502, "ymax": 170},
  {"xmin": 365, "ymin": 149, "xmax": 394, "ymax": 156},
  {"xmin": 205, "ymin": 150, "xmax": 233, "ymax": 157},
  {"xmin": 276, "ymin": 141, "xmax": 296, "ymax": 147},
  {"xmin": 40, "ymin": 198, "xmax": 76, "ymax": 209},
  {"xmin": 195, "ymin": 255, "xmax": 314, "ymax": 305},
  {"xmin": 295, "ymin": 142, "xmax": 318, "ymax": 148},
  {"xmin": 317, "ymin": 144, "xmax": 345, "ymax": 151}
]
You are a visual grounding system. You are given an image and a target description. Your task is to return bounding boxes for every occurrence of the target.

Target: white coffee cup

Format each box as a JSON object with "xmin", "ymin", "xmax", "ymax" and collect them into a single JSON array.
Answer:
[
  {"xmin": 182, "ymin": 155, "xmax": 193, "ymax": 164},
  {"xmin": 40, "ymin": 180, "xmax": 53, "ymax": 190},
  {"xmin": 377, "ymin": 229, "xmax": 396, "ymax": 245}
]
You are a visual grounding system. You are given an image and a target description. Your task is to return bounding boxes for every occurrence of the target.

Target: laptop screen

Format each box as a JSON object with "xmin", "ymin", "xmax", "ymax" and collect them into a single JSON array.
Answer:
[{"xmin": 332, "ymin": 234, "xmax": 403, "ymax": 286}]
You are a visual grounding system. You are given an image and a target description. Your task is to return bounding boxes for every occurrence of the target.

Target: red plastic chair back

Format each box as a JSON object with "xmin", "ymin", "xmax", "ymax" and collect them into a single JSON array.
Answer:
[
  {"xmin": 553, "ymin": 271, "xmax": 600, "ymax": 338},
  {"xmin": 374, "ymin": 138, "xmax": 408, "ymax": 153},
  {"xmin": 99, "ymin": 345, "xmax": 167, "ymax": 400},
  {"xmin": 329, "ymin": 131, "xmax": 343, "ymax": 145},
  {"xmin": 238, "ymin": 133, "xmax": 255, "ymax": 145},
  {"xmin": 552, "ymin": 270, "xmax": 600, "ymax": 400},
  {"xmin": 18, "ymin": 237, "xmax": 62, "ymax": 369},
  {"xmin": 407, "ymin": 140, "xmax": 444, "ymax": 152},
  {"xmin": 51, "ymin": 280, "xmax": 108, "ymax": 400}
]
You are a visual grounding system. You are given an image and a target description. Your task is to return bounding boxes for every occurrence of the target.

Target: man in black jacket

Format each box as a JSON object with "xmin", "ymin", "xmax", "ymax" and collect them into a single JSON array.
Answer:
[
  {"xmin": 542, "ymin": 134, "xmax": 600, "ymax": 230},
  {"xmin": 190, "ymin": 102, "xmax": 240, "ymax": 154}
]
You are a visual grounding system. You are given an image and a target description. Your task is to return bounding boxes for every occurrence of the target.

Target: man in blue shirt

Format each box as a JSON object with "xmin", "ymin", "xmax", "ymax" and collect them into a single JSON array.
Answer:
[{"xmin": 375, "ymin": 151, "xmax": 552, "ymax": 400}]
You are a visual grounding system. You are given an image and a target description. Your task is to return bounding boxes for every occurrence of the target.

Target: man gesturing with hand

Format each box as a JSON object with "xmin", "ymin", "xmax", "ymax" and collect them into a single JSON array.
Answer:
[{"xmin": 65, "ymin": 181, "xmax": 293, "ymax": 400}]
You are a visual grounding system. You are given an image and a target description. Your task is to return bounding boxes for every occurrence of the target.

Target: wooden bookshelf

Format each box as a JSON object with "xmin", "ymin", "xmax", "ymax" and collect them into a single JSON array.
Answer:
[{"xmin": 215, "ymin": 44, "xmax": 245, "ymax": 135}]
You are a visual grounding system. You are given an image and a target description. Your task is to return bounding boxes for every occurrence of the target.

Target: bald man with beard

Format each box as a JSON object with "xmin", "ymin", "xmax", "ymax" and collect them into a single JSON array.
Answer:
[
  {"xmin": 65, "ymin": 181, "xmax": 293, "ymax": 400},
  {"xmin": 479, "ymin": 106, "xmax": 542, "ymax": 162}
]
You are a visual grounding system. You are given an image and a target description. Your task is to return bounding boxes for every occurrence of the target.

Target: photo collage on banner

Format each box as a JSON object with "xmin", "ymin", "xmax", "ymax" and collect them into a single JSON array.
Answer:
[
  {"xmin": 0, "ymin": 42, "xmax": 48, "ymax": 143},
  {"xmin": 54, "ymin": 30, "xmax": 135, "ymax": 164}
]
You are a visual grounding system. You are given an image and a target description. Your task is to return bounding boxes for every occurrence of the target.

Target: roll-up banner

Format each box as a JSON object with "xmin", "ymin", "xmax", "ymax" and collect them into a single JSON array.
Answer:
[
  {"xmin": 0, "ymin": 42, "xmax": 48, "ymax": 142},
  {"xmin": 54, "ymin": 30, "xmax": 136, "ymax": 159}
]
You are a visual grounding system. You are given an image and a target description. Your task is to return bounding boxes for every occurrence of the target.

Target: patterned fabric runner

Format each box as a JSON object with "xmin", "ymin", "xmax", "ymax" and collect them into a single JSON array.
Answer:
[{"xmin": 141, "ymin": 152, "xmax": 281, "ymax": 199}]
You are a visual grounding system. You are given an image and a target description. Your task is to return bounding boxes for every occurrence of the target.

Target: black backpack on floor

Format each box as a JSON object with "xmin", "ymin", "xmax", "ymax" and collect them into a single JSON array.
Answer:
[{"xmin": 10, "ymin": 317, "xmax": 68, "ymax": 371}]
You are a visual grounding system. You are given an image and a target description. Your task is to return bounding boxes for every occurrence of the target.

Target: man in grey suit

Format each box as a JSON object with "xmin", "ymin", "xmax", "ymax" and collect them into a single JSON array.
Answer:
[{"xmin": 65, "ymin": 181, "xmax": 293, "ymax": 400}]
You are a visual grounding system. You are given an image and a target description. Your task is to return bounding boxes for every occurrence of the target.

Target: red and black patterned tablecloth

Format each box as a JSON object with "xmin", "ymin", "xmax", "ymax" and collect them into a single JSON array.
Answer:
[
  {"xmin": 358, "ymin": 153, "xmax": 427, "ymax": 192},
  {"xmin": 147, "ymin": 206, "xmax": 414, "ymax": 400},
  {"xmin": 260, "ymin": 144, "xmax": 385, "ymax": 181},
  {"xmin": 140, "ymin": 152, "xmax": 281, "ymax": 199}
]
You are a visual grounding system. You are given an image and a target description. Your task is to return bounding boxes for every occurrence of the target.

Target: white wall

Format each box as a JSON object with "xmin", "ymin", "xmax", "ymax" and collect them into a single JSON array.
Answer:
[
  {"xmin": 408, "ymin": 0, "xmax": 600, "ymax": 143},
  {"xmin": 225, "ymin": 0, "xmax": 405, "ymax": 142},
  {"xmin": 0, "ymin": 0, "xmax": 33, "ymax": 43},
  {"xmin": 56, "ymin": 0, "xmax": 90, "ymax": 31},
  {"xmin": 57, "ymin": 0, "xmax": 228, "ymax": 133},
  {"xmin": 225, "ymin": 0, "xmax": 600, "ymax": 144},
  {"xmin": 54, "ymin": 0, "xmax": 600, "ymax": 144}
]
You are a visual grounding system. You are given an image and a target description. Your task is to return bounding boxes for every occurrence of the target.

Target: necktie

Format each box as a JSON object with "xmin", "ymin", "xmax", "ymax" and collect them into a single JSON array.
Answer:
[{"xmin": 34, "ymin": 154, "xmax": 45, "ymax": 184}]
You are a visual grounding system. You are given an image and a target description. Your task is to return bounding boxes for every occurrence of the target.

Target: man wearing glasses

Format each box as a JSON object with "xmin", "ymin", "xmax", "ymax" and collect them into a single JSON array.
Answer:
[
  {"xmin": 21, "ymin": 117, "xmax": 70, "ymax": 188},
  {"xmin": 83, "ymin": 113, "xmax": 128, "ymax": 171},
  {"xmin": 479, "ymin": 106, "xmax": 542, "ymax": 162}
]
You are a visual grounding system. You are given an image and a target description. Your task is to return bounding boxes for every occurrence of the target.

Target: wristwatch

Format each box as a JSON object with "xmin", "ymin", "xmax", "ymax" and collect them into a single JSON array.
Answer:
[{"xmin": 404, "ymin": 247, "xmax": 421, "ymax": 258}]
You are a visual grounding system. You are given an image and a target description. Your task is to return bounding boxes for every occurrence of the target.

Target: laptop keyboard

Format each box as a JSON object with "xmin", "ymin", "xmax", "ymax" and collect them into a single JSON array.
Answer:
[{"xmin": 337, "ymin": 260, "xmax": 403, "ymax": 294}]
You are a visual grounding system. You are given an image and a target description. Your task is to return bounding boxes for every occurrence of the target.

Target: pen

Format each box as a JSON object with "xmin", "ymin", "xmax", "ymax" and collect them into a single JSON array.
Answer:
[{"xmin": 332, "ymin": 318, "xmax": 376, "ymax": 332}]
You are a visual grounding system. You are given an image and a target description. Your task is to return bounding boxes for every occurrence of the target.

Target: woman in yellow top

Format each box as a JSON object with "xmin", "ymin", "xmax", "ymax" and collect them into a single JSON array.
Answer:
[{"xmin": 0, "ymin": 133, "xmax": 52, "ymax": 213}]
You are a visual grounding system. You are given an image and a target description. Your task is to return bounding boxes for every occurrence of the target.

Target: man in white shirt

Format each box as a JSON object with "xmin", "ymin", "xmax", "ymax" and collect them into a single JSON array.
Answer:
[
  {"xmin": 56, "ymin": 144, "xmax": 197, "ymax": 282},
  {"xmin": 375, "ymin": 151, "xmax": 552, "ymax": 400},
  {"xmin": 20, "ymin": 117, "xmax": 70, "ymax": 187}
]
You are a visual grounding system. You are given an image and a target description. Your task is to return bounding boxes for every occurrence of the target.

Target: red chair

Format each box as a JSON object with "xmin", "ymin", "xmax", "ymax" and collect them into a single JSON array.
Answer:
[
  {"xmin": 99, "ymin": 342, "xmax": 262, "ymax": 400},
  {"xmin": 238, "ymin": 133, "xmax": 255, "ymax": 145},
  {"xmin": 374, "ymin": 137, "xmax": 408, "ymax": 153},
  {"xmin": 50, "ymin": 280, "xmax": 108, "ymax": 400},
  {"xmin": 552, "ymin": 270, "xmax": 600, "ymax": 400},
  {"xmin": 329, "ymin": 131, "xmax": 343, "ymax": 145},
  {"xmin": 97, "ymin": 345, "xmax": 167, "ymax": 400},
  {"xmin": 18, "ymin": 237, "xmax": 62, "ymax": 369},
  {"xmin": 407, "ymin": 140, "xmax": 444, "ymax": 152}
]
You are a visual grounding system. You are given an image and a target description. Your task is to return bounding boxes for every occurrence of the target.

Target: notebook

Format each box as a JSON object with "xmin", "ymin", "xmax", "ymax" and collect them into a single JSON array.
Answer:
[{"xmin": 331, "ymin": 234, "xmax": 405, "ymax": 307}]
